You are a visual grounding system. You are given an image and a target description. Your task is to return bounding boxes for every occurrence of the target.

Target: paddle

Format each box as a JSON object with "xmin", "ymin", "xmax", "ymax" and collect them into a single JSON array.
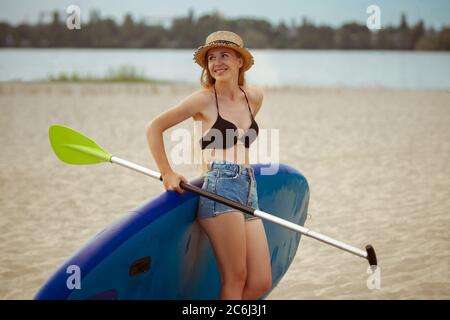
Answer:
[{"xmin": 49, "ymin": 124, "xmax": 377, "ymax": 267}]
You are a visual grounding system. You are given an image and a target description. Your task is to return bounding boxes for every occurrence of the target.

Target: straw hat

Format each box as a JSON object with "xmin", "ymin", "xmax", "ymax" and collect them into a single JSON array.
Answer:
[{"xmin": 193, "ymin": 31, "xmax": 254, "ymax": 71}]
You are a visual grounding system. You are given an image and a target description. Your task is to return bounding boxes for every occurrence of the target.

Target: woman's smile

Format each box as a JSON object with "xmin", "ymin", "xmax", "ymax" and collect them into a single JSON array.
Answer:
[{"xmin": 213, "ymin": 67, "xmax": 229, "ymax": 75}]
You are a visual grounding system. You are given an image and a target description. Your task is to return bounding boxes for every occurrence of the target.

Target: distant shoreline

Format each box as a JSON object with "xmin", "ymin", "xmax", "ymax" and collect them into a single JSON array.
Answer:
[{"xmin": 1, "ymin": 10, "xmax": 449, "ymax": 51}]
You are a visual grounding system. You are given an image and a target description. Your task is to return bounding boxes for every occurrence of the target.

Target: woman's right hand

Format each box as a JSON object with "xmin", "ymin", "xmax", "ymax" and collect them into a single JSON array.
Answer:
[{"xmin": 161, "ymin": 170, "xmax": 189, "ymax": 194}]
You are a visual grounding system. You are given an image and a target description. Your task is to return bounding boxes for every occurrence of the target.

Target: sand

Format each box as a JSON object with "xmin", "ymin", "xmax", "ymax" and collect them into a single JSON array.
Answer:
[{"xmin": 0, "ymin": 82, "xmax": 449, "ymax": 299}]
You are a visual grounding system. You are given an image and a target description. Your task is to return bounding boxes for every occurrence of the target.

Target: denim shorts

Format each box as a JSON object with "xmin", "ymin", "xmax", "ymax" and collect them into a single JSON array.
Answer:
[{"xmin": 197, "ymin": 160, "xmax": 260, "ymax": 221}]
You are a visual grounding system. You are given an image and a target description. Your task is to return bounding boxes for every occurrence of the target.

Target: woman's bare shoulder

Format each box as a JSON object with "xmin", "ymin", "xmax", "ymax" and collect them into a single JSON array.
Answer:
[
  {"xmin": 243, "ymin": 85, "xmax": 264, "ymax": 114},
  {"xmin": 183, "ymin": 87, "xmax": 214, "ymax": 120},
  {"xmin": 183, "ymin": 87, "xmax": 213, "ymax": 106}
]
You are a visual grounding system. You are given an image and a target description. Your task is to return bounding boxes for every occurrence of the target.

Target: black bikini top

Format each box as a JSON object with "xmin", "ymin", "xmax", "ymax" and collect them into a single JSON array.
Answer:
[{"xmin": 200, "ymin": 85, "xmax": 259, "ymax": 150}]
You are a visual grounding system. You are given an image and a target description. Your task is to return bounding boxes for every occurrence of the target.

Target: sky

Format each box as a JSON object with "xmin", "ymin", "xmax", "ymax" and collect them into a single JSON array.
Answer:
[{"xmin": 0, "ymin": 0, "xmax": 449, "ymax": 29}]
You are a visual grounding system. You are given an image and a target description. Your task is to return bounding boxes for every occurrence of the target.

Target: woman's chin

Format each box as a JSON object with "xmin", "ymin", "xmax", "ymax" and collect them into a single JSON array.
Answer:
[{"xmin": 212, "ymin": 74, "xmax": 233, "ymax": 82}]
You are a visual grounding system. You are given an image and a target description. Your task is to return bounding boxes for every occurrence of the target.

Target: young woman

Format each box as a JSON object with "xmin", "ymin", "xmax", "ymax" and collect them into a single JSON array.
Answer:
[{"xmin": 146, "ymin": 31, "xmax": 272, "ymax": 300}]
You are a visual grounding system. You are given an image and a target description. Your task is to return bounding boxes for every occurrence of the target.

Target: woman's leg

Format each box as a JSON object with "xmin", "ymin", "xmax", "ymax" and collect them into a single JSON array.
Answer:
[
  {"xmin": 242, "ymin": 219, "xmax": 272, "ymax": 300},
  {"xmin": 198, "ymin": 211, "xmax": 247, "ymax": 300}
]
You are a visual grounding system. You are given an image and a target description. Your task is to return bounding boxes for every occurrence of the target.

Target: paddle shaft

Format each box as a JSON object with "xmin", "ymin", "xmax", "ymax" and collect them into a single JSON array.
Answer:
[{"xmin": 111, "ymin": 156, "xmax": 377, "ymax": 266}]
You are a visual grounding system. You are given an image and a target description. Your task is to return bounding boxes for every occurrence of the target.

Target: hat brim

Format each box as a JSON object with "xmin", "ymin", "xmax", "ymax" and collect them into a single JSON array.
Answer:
[{"xmin": 193, "ymin": 43, "xmax": 254, "ymax": 71}]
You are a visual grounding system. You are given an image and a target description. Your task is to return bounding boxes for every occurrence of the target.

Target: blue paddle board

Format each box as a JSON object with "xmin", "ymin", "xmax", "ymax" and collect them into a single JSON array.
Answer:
[{"xmin": 35, "ymin": 163, "xmax": 309, "ymax": 300}]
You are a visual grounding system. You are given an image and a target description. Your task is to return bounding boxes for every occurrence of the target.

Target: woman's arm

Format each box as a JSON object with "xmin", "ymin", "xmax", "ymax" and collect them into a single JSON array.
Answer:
[{"xmin": 145, "ymin": 90, "xmax": 208, "ymax": 192}]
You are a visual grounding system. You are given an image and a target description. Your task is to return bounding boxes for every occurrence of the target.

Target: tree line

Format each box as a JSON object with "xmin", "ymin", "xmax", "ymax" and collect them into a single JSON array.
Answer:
[{"xmin": 1, "ymin": 9, "xmax": 449, "ymax": 50}]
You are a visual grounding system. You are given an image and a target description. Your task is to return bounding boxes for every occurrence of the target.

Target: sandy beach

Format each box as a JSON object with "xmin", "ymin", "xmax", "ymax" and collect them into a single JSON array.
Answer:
[{"xmin": 0, "ymin": 82, "xmax": 449, "ymax": 300}]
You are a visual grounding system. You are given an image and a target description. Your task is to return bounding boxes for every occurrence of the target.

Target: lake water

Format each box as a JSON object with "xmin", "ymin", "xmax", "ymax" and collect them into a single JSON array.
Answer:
[{"xmin": 1, "ymin": 48, "xmax": 449, "ymax": 89}]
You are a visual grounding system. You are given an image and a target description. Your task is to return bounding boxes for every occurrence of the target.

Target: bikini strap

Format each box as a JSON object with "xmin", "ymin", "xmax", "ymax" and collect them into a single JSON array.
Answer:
[
  {"xmin": 239, "ymin": 87, "xmax": 254, "ymax": 119},
  {"xmin": 213, "ymin": 84, "xmax": 221, "ymax": 117}
]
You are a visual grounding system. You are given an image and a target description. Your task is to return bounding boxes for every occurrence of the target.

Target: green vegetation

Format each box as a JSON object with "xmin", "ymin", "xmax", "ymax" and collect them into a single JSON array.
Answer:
[
  {"xmin": 48, "ymin": 65, "xmax": 169, "ymax": 83},
  {"xmin": 1, "ymin": 10, "xmax": 449, "ymax": 50}
]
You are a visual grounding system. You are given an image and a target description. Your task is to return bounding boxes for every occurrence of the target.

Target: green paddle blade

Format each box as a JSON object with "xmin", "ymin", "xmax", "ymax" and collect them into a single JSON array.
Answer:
[{"xmin": 49, "ymin": 125, "xmax": 112, "ymax": 165}]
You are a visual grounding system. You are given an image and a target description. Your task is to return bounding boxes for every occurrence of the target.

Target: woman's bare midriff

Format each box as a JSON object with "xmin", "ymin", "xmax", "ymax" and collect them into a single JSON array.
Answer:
[{"xmin": 202, "ymin": 143, "xmax": 253, "ymax": 168}]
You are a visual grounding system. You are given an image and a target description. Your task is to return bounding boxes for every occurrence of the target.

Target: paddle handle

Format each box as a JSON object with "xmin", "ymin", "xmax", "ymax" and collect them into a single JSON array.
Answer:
[
  {"xmin": 111, "ymin": 156, "xmax": 162, "ymax": 180},
  {"xmin": 111, "ymin": 156, "xmax": 377, "ymax": 266},
  {"xmin": 254, "ymin": 210, "xmax": 370, "ymax": 258}
]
